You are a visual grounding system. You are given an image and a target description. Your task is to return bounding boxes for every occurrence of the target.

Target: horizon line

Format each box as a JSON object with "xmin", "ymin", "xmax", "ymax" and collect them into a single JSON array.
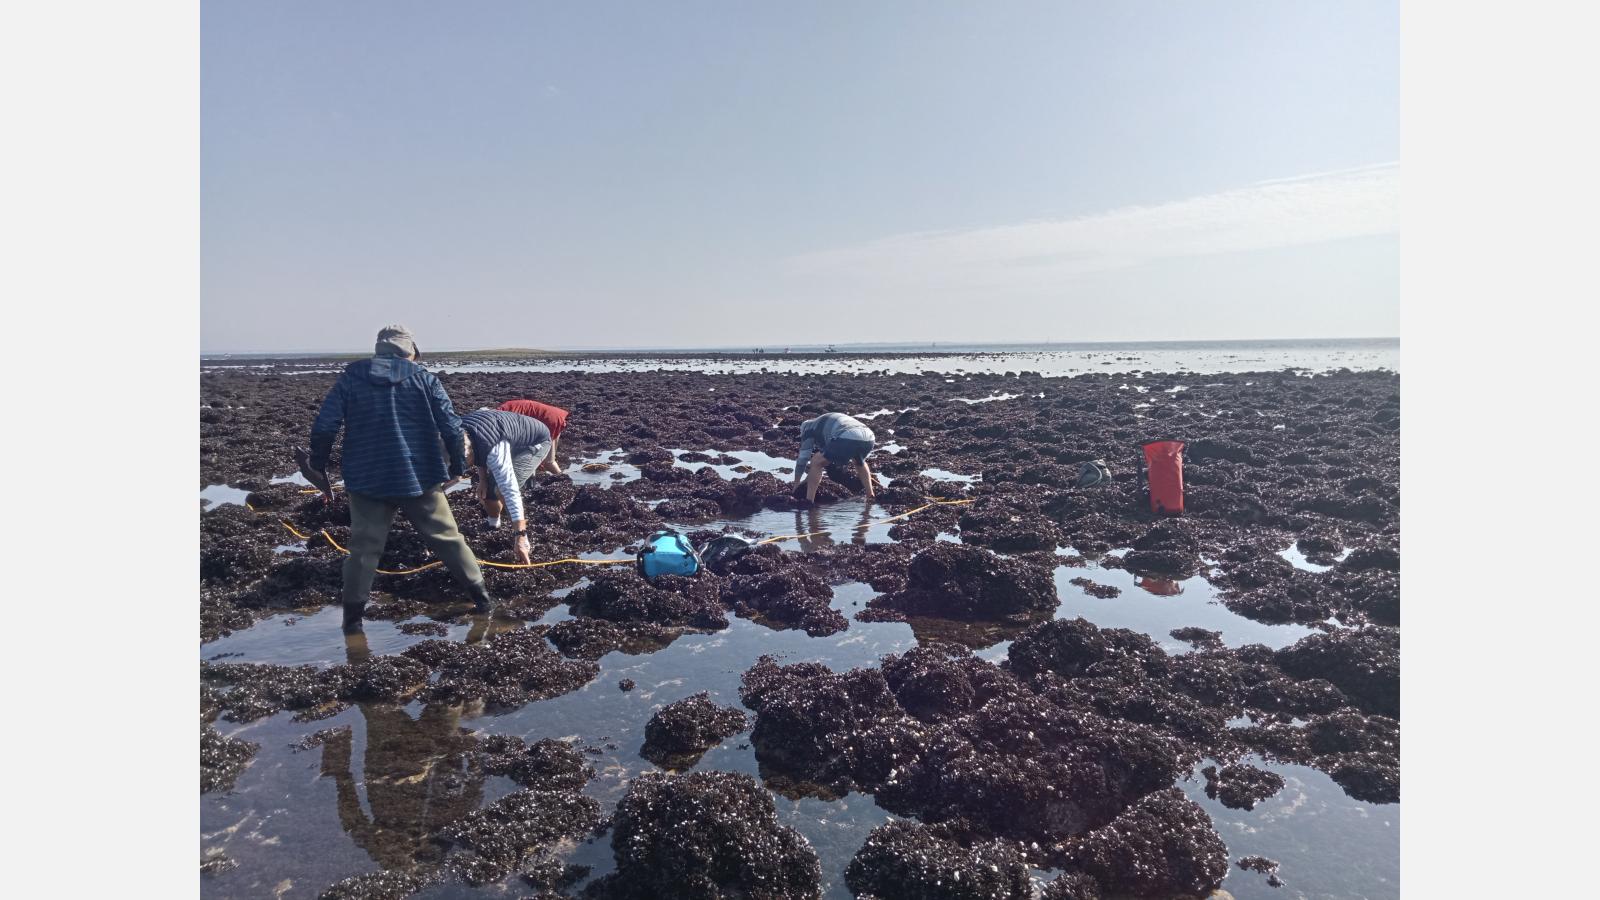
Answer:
[{"xmin": 200, "ymin": 335, "xmax": 1399, "ymax": 358}]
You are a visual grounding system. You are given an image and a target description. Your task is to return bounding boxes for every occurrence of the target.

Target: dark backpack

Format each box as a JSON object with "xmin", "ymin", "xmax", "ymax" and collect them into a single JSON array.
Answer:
[
  {"xmin": 698, "ymin": 534, "xmax": 757, "ymax": 573},
  {"xmin": 1077, "ymin": 459, "xmax": 1113, "ymax": 488}
]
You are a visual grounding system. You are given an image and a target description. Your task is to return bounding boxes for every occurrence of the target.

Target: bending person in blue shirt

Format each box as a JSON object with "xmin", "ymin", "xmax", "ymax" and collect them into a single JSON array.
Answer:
[
  {"xmin": 793, "ymin": 412, "xmax": 877, "ymax": 504},
  {"xmin": 307, "ymin": 325, "xmax": 495, "ymax": 632}
]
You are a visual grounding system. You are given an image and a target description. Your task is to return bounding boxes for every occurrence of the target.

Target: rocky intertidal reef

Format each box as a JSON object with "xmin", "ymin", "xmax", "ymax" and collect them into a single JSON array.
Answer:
[
  {"xmin": 743, "ymin": 644, "xmax": 1185, "ymax": 854},
  {"xmin": 201, "ymin": 362, "xmax": 1400, "ymax": 897},
  {"xmin": 640, "ymin": 692, "xmax": 749, "ymax": 769},
  {"xmin": 565, "ymin": 569, "xmax": 729, "ymax": 630},
  {"xmin": 868, "ymin": 543, "xmax": 1058, "ymax": 620},
  {"xmin": 721, "ymin": 544, "xmax": 849, "ymax": 635},
  {"xmin": 438, "ymin": 786, "xmax": 603, "ymax": 887},
  {"xmin": 582, "ymin": 771, "xmax": 823, "ymax": 900},
  {"xmin": 199, "ymin": 724, "xmax": 257, "ymax": 794},
  {"xmin": 1202, "ymin": 762, "xmax": 1287, "ymax": 810},
  {"xmin": 844, "ymin": 819, "xmax": 1034, "ymax": 900},
  {"xmin": 1056, "ymin": 788, "xmax": 1230, "ymax": 897},
  {"xmin": 1275, "ymin": 626, "xmax": 1400, "ymax": 718},
  {"xmin": 405, "ymin": 630, "xmax": 599, "ymax": 710}
]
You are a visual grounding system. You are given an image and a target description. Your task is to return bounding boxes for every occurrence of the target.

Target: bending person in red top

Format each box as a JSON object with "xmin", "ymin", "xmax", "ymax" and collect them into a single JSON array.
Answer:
[{"xmin": 498, "ymin": 398, "xmax": 569, "ymax": 476}]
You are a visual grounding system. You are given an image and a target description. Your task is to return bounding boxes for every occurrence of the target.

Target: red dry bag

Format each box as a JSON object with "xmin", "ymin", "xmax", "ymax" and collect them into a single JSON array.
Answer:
[{"xmin": 1143, "ymin": 440, "xmax": 1185, "ymax": 516}]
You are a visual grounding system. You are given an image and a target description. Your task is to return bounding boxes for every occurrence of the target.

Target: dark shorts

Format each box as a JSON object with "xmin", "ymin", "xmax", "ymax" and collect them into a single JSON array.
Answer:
[{"xmin": 823, "ymin": 436, "xmax": 874, "ymax": 464}]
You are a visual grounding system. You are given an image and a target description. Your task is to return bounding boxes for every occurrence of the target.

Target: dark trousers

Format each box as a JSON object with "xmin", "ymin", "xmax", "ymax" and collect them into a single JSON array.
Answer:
[{"xmin": 343, "ymin": 486, "xmax": 486, "ymax": 607}]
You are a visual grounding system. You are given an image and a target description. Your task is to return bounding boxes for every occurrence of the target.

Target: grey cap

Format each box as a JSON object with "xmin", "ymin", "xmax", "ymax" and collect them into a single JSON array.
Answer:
[{"xmin": 374, "ymin": 324, "xmax": 419, "ymax": 359}]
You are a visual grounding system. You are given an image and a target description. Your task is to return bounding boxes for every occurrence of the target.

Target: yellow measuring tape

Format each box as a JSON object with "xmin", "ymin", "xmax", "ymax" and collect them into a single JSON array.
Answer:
[{"xmin": 273, "ymin": 497, "xmax": 975, "ymax": 576}]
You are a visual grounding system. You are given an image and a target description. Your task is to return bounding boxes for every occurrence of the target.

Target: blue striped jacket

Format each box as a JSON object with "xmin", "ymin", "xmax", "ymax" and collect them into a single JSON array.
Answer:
[{"xmin": 309, "ymin": 356, "xmax": 467, "ymax": 498}]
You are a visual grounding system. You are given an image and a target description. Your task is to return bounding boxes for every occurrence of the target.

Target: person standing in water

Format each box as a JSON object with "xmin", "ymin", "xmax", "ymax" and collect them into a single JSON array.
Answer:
[
  {"xmin": 307, "ymin": 325, "xmax": 495, "ymax": 632},
  {"xmin": 497, "ymin": 398, "xmax": 569, "ymax": 475},
  {"xmin": 793, "ymin": 412, "xmax": 877, "ymax": 504},
  {"xmin": 460, "ymin": 408, "xmax": 552, "ymax": 564}
]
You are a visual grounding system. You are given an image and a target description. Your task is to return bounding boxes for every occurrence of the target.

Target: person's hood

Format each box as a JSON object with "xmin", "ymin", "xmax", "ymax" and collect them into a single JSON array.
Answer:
[{"xmin": 352, "ymin": 355, "xmax": 423, "ymax": 385}]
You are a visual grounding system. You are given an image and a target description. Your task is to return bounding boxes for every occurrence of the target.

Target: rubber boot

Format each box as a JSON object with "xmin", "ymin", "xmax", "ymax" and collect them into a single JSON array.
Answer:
[
  {"xmin": 341, "ymin": 603, "xmax": 366, "ymax": 634},
  {"xmin": 467, "ymin": 582, "xmax": 496, "ymax": 615}
]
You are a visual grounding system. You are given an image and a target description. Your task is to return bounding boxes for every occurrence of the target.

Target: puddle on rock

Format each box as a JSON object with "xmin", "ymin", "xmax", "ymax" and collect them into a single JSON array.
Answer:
[
  {"xmin": 1180, "ymin": 754, "xmax": 1399, "ymax": 900},
  {"xmin": 562, "ymin": 449, "xmax": 642, "ymax": 486},
  {"xmin": 677, "ymin": 502, "xmax": 898, "ymax": 551},
  {"xmin": 200, "ymin": 484, "xmax": 253, "ymax": 510},
  {"xmin": 1054, "ymin": 556, "xmax": 1316, "ymax": 652},
  {"xmin": 669, "ymin": 448, "xmax": 793, "ymax": 479}
]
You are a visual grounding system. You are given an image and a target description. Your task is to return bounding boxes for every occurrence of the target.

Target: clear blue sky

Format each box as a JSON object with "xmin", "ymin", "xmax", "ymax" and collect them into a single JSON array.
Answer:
[{"xmin": 202, "ymin": 1, "xmax": 1398, "ymax": 353}]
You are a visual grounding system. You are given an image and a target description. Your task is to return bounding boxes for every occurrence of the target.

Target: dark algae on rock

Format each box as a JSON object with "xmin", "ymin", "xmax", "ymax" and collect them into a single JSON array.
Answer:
[
  {"xmin": 640, "ymin": 692, "xmax": 749, "ymax": 769},
  {"xmin": 583, "ymin": 770, "xmax": 822, "ymax": 899},
  {"xmin": 1201, "ymin": 762, "xmax": 1286, "ymax": 810},
  {"xmin": 1058, "ymin": 788, "xmax": 1229, "ymax": 897},
  {"xmin": 844, "ymin": 819, "xmax": 1033, "ymax": 900}
]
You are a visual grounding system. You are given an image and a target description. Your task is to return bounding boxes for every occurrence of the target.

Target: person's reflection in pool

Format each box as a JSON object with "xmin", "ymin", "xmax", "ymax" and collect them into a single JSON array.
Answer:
[
  {"xmin": 851, "ymin": 503, "xmax": 873, "ymax": 546},
  {"xmin": 318, "ymin": 631, "xmax": 485, "ymax": 871},
  {"xmin": 793, "ymin": 504, "xmax": 878, "ymax": 553},
  {"xmin": 463, "ymin": 610, "xmax": 522, "ymax": 646},
  {"xmin": 795, "ymin": 506, "xmax": 833, "ymax": 554}
]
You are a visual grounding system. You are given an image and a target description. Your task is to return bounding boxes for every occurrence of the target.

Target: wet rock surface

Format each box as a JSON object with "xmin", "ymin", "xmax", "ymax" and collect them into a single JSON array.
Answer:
[
  {"xmin": 640, "ymin": 692, "xmax": 749, "ymax": 769},
  {"xmin": 1275, "ymin": 626, "xmax": 1399, "ymax": 718},
  {"xmin": 870, "ymin": 543, "xmax": 1057, "ymax": 620},
  {"xmin": 583, "ymin": 770, "xmax": 823, "ymax": 900},
  {"xmin": 1202, "ymin": 762, "xmax": 1286, "ymax": 810},
  {"xmin": 316, "ymin": 871, "xmax": 428, "ymax": 900},
  {"xmin": 566, "ymin": 569, "xmax": 729, "ymax": 631},
  {"xmin": 1058, "ymin": 788, "xmax": 1230, "ymax": 897},
  {"xmin": 745, "ymin": 643, "xmax": 1185, "ymax": 852},
  {"xmin": 1069, "ymin": 576, "xmax": 1121, "ymax": 599},
  {"xmin": 412, "ymin": 629, "xmax": 600, "ymax": 710},
  {"xmin": 844, "ymin": 819, "xmax": 1033, "ymax": 900},
  {"xmin": 438, "ymin": 787, "xmax": 602, "ymax": 886},
  {"xmin": 200, "ymin": 724, "xmax": 257, "ymax": 793},
  {"xmin": 1238, "ymin": 855, "xmax": 1284, "ymax": 888}
]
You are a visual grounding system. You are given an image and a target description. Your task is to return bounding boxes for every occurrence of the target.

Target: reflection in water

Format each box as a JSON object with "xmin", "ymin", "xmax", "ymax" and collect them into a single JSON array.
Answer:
[
  {"xmin": 793, "ymin": 504, "xmax": 875, "ymax": 554},
  {"xmin": 1136, "ymin": 576, "xmax": 1185, "ymax": 596},
  {"xmin": 902, "ymin": 612, "xmax": 1050, "ymax": 651},
  {"xmin": 319, "ymin": 632, "xmax": 488, "ymax": 872}
]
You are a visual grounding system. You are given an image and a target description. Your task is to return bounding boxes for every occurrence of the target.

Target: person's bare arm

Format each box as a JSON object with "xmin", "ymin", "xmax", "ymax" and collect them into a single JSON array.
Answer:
[{"xmin": 858, "ymin": 459, "xmax": 875, "ymax": 500}]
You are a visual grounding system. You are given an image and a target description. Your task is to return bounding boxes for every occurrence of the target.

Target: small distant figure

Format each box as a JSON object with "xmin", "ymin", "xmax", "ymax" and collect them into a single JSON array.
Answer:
[
  {"xmin": 307, "ymin": 325, "xmax": 495, "ymax": 632},
  {"xmin": 793, "ymin": 412, "xmax": 876, "ymax": 504},
  {"xmin": 460, "ymin": 408, "xmax": 552, "ymax": 564},
  {"xmin": 497, "ymin": 398, "xmax": 569, "ymax": 475}
]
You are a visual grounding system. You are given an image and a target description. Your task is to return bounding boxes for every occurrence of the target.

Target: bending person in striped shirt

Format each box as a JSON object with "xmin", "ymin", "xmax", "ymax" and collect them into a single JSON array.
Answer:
[
  {"xmin": 794, "ymin": 412, "xmax": 877, "ymax": 505},
  {"xmin": 460, "ymin": 409, "xmax": 553, "ymax": 565}
]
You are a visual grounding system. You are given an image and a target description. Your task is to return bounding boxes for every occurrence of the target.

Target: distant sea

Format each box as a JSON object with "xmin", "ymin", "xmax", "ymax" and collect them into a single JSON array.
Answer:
[{"xmin": 202, "ymin": 337, "xmax": 1398, "ymax": 378}]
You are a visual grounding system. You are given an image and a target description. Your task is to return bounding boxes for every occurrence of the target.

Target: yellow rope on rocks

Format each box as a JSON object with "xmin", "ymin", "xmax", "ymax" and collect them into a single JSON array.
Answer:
[
  {"xmin": 271, "ymin": 496, "xmax": 975, "ymax": 575},
  {"xmin": 275, "ymin": 519, "xmax": 631, "ymax": 574}
]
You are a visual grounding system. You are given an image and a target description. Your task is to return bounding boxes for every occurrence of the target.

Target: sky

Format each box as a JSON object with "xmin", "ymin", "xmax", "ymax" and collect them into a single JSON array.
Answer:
[{"xmin": 201, "ymin": 1, "xmax": 1398, "ymax": 353}]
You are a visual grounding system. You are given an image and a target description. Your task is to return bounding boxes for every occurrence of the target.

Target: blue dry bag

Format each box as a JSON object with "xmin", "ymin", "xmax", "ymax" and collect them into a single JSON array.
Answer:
[{"xmin": 636, "ymin": 530, "xmax": 701, "ymax": 579}]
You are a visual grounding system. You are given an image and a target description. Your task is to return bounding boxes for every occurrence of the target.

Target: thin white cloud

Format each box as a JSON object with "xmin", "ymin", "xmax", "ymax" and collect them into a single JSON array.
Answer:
[{"xmin": 785, "ymin": 163, "xmax": 1398, "ymax": 289}]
